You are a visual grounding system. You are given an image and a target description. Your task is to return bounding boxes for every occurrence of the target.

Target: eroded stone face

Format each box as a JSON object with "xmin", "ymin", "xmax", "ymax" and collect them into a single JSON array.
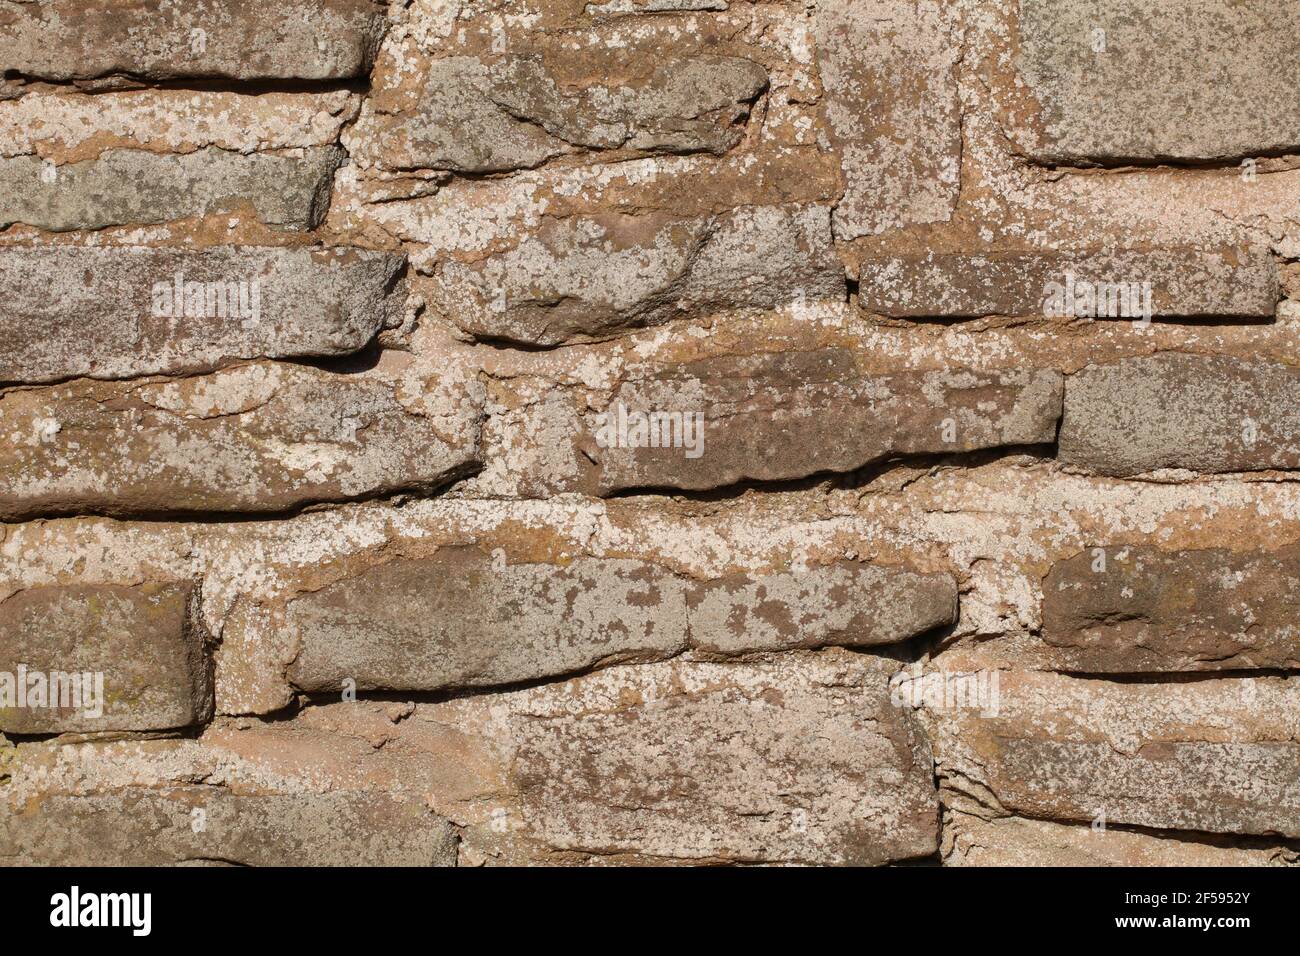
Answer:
[
  {"xmin": 0, "ymin": 245, "xmax": 405, "ymax": 384},
  {"xmin": 1012, "ymin": 0, "xmax": 1300, "ymax": 163},
  {"xmin": 1042, "ymin": 546, "xmax": 1300, "ymax": 672},
  {"xmin": 0, "ymin": 789, "xmax": 456, "ymax": 866},
  {"xmin": 687, "ymin": 561, "xmax": 957, "ymax": 655},
  {"xmin": 1059, "ymin": 353, "xmax": 1300, "ymax": 475},
  {"xmin": 354, "ymin": 54, "xmax": 768, "ymax": 174},
  {"xmin": 587, "ymin": 350, "xmax": 1063, "ymax": 492},
  {"xmin": 814, "ymin": 0, "xmax": 961, "ymax": 239},
  {"xmin": 0, "ymin": 0, "xmax": 389, "ymax": 82},
  {"xmin": 510, "ymin": 653, "xmax": 939, "ymax": 865},
  {"xmin": 431, "ymin": 205, "xmax": 844, "ymax": 345},
  {"xmin": 857, "ymin": 248, "xmax": 1278, "ymax": 319},
  {"xmin": 0, "ymin": 581, "xmax": 210, "ymax": 733},
  {"xmin": 0, "ymin": 147, "xmax": 343, "ymax": 232},
  {"xmin": 286, "ymin": 549, "xmax": 690, "ymax": 693},
  {"xmin": 925, "ymin": 670, "xmax": 1300, "ymax": 838},
  {"xmin": 0, "ymin": 362, "xmax": 484, "ymax": 519}
]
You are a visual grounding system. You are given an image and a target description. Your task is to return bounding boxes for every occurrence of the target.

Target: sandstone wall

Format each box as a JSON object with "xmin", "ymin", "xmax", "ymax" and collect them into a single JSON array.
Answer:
[{"xmin": 2, "ymin": 0, "xmax": 1299, "ymax": 866}]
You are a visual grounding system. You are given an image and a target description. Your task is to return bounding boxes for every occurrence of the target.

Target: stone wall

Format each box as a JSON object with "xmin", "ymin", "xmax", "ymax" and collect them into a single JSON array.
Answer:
[{"xmin": 1, "ymin": 0, "xmax": 1298, "ymax": 866}]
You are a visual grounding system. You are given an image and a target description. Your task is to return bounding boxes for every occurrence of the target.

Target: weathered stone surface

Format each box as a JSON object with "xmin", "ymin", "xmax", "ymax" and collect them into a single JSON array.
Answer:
[
  {"xmin": 0, "ymin": 146, "xmax": 342, "ymax": 231},
  {"xmin": 357, "ymin": 54, "xmax": 767, "ymax": 174},
  {"xmin": 1013, "ymin": 0, "xmax": 1300, "ymax": 164},
  {"xmin": 432, "ymin": 204, "xmax": 844, "ymax": 346},
  {"xmin": 1060, "ymin": 353, "xmax": 1300, "ymax": 475},
  {"xmin": 0, "ymin": 581, "xmax": 210, "ymax": 733},
  {"xmin": 1042, "ymin": 546, "xmax": 1300, "ymax": 672},
  {"xmin": 925, "ymin": 670, "xmax": 1300, "ymax": 837},
  {"xmin": 587, "ymin": 349, "xmax": 1062, "ymax": 492},
  {"xmin": 814, "ymin": 0, "xmax": 961, "ymax": 239},
  {"xmin": 0, "ymin": 361, "xmax": 483, "ymax": 519},
  {"xmin": 0, "ymin": 245, "xmax": 405, "ymax": 385},
  {"xmin": 687, "ymin": 561, "xmax": 957, "ymax": 655},
  {"xmin": 857, "ymin": 248, "xmax": 1278, "ymax": 319},
  {"xmin": 509, "ymin": 653, "xmax": 938, "ymax": 864},
  {"xmin": 0, "ymin": 789, "xmax": 456, "ymax": 866},
  {"xmin": 944, "ymin": 812, "xmax": 1298, "ymax": 867},
  {"xmin": 287, "ymin": 549, "xmax": 689, "ymax": 693},
  {"xmin": 0, "ymin": 0, "xmax": 388, "ymax": 82}
]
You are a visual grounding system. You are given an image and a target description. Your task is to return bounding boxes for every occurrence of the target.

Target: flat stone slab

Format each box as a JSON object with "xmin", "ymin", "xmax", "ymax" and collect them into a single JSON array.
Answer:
[
  {"xmin": 356, "ymin": 54, "xmax": 768, "ymax": 174},
  {"xmin": 814, "ymin": 0, "xmax": 961, "ymax": 239},
  {"xmin": 0, "ymin": 789, "xmax": 457, "ymax": 866},
  {"xmin": 433, "ymin": 204, "xmax": 845, "ymax": 346},
  {"xmin": 1042, "ymin": 546, "xmax": 1300, "ymax": 672},
  {"xmin": 0, "ymin": 581, "xmax": 210, "ymax": 733},
  {"xmin": 1060, "ymin": 353, "xmax": 1300, "ymax": 475},
  {"xmin": 0, "ymin": 0, "xmax": 389, "ymax": 82},
  {"xmin": 587, "ymin": 349, "xmax": 1062, "ymax": 492},
  {"xmin": 0, "ymin": 361, "xmax": 483, "ymax": 519},
  {"xmin": 1012, "ymin": 0, "xmax": 1300, "ymax": 163},
  {"xmin": 857, "ymin": 248, "xmax": 1278, "ymax": 319},
  {"xmin": 0, "ymin": 146, "xmax": 342, "ymax": 232},
  {"xmin": 510, "ymin": 654, "xmax": 939, "ymax": 864},
  {"xmin": 0, "ymin": 245, "xmax": 405, "ymax": 384},
  {"xmin": 925, "ymin": 670, "xmax": 1300, "ymax": 837}
]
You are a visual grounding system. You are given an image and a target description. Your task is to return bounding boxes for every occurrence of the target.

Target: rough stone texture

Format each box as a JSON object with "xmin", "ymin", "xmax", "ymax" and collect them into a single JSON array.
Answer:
[
  {"xmin": 0, "ymin": 245, "xmax": 406, "ymax": 384},
  {"xmin": 1042, "ymin": 546, "xmax": 1300, "ymax": 672},
  {"xmin": 0, "ymin": 147, "xmax": 342, "ymax": 232},
  {"xmin": 857, "ymin": 248, "xmax": 1278, "ymax": 319},
  {"xmin": 355, "ymin": 54, "xmax": 768, "ymax": 174},
  {"xmin": 1012, "ymin": 0, "xmax": 1300, "ymax": 164},
  {"xmin": 0, "ymin": 581, "xmax": 210, "ymax": 733},
  {"xmin": 0, "ymin": 789, "xmax": 457, "ymax": 866},
  {"xmin": 1060, "ymin": 353, "xmax": 1300, "ymax": 476},
  {"xmin": 925, "ymin": 670, "xmax": 1300, "ymax": 838},
  {"xmin": 430, "ymin": 205, "xmax": 844, "ymax": 345},
  {"xmin": 687, "ymin": 561, "xmax": 957, "ymax": 655},
  {"xmin": 815, "ymin": 0, "xmax": 961, "ymax": 239},
  {"xmin": 0, "ymin": 362, "xmax": 484, "ymax": 519},
  {"xmin": 588, "ymin": 350, "xmax": 1063, "ymax": 492},
  {"xmin": 0, "ymin": 0, "xmax": 389, "ymax": 82},
  {"xmin": 287, "ymin": 550, "xmax": 689, "ymax": 693}
]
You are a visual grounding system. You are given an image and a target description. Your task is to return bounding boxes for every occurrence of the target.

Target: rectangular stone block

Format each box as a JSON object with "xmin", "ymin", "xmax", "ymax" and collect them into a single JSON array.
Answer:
[
  {"xmin": 1059, "ymin": 353, "xmax": 1300, "ymax": 475},
  {"xmin": 0, "ymin": 581, "xmax": 210, "ymax": 733},
  {"xmin": 0, "ymin": 0, "xmax": 388, "ymax": 82},
  {"xmin": 687, "ymin": 561, "xmax": 957, "ymax": 655},
  {"xmin": 857, "ymin": 248, "xmax": 1278, "ymax": 319},
  {"xmin": 1042, "ymin": 546, "xmax": 1300, "ymax": 671},
  {"xmin": 586, "ymin": 349, "xmax": 1062, "ymax": 492},
  {"xmin": 814, "ymin": 0, "xmax": 961, "ymax": 239},
  {"xmin": 0, "ymin": 146, "xmax": 342, "ymax": 232},
  {"xmin": 0, "ymin": 245, "xmax": 405, "ymax": 384},
  {"xmin": 926, "ymin": 670, "xmax": 1300, "ymax": 837},
  {"xmin": 286, "ymin": 549, "xmax": 689, "ymax": 693},
  {"xmin": 432, "ymin": 204, "xmax": 845, "ymax": 346},
  {"xmin": 355, "ymin": 53, "xmax": 768, "ymax": 175},
  {"xmin": 1013, "ymin": 0, "xmax": 1300, "ymax": 163},
  {"xmin": 510, "ymin": 654, "xmax": 938, "ymax": 864},
  {"xmin": 0, "ymin": 361, "xmax": 483, "ymax": 519},
  {"xmin": 0, "ymin": 789, "xmax": 456, "ymax": 866}
]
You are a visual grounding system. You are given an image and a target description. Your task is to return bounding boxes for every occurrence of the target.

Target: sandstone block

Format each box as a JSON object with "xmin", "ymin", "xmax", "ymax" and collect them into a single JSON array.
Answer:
[
  {"xmin": 433, "ymin": 204, "xmax": 844, "ymax": 346},
  {"xmin": 0, "ymin": 146, "xmax": 343, "ymax": 232},
  {"xmin": 0, "ymin": 581, "xmax": 210, "ymax": 733},
  {"xmin": 1060, "ymin": 353, "xmax": 1300, "ymax": 475},
  {"xmin": 0, "ymin": 245, "xmax": 405, "ymax": 384},
  {"xmin": 1013, "ymin": 0, "xmax": 1300, "ymax": 163},
  {"xmin": 587, "ymin": 349, "xmax": 1062, "ymax": 492},
  {"xmin": 856, "ymin": 248, "xmax": 1278, "ymax": 319},
  {"xmin": 1042, "ymin": 546, "xmax": 1300, "ymax": 672},
  {"xmin": 0, "ymin": 0, "xmax": 388, "ymax": 82}
]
